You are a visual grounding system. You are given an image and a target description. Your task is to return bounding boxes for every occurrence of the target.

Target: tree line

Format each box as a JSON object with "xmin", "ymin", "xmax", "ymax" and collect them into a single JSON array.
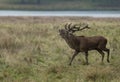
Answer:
[
  {"xmin": 21, "ymin": 0, "xmax": 41, "ymax": 4},
  {"xmin": 9, "ymin": 0, "xmax": 120, "ymax": 6}
]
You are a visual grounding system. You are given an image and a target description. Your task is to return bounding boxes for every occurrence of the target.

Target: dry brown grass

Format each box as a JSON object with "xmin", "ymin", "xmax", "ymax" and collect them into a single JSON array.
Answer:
[{"xmin": 0, "ymin": 16, "xmax": 119, "ymax": 82}]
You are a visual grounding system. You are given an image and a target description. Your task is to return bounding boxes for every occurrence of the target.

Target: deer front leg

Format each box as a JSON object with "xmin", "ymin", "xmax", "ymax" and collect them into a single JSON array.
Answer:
[{"xmin": 69, "ymin": 51, "xmax": 79, "ymax": 66}]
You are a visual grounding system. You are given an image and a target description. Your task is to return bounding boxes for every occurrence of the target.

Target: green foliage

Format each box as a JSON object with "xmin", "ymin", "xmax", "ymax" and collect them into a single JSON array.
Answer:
[{"xmin": 0, "ymin": 17, "xmax": 120, "ymax": 82}]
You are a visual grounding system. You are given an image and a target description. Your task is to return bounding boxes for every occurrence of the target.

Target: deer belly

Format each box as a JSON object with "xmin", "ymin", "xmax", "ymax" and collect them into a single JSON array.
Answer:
[
  {"xmin": 80, "ymin": 42, "xmax": 98, "ymax": 51},
  {"xmin": 87, "ymin": 44, "xmax": 98, "ymax": 50}
]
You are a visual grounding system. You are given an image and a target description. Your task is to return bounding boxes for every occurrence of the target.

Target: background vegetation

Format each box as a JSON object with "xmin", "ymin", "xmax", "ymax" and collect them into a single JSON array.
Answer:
[
  {"xmin": 0, "ymin": 16, "xmax": 119, "ymax": 82},
  {"xmin": 0, "ymin": 0, "xmax": 120, "ymax": 10}
]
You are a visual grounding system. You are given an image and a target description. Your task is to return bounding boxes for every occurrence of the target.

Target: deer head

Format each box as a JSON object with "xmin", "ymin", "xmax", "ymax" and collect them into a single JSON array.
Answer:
[{"xmin": 59, "ymin": 23, "xmax": 90, "ymax": 38}]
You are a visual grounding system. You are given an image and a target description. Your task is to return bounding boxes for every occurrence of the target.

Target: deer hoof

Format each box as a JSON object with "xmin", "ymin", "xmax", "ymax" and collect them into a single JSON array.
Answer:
[
  {"xmin": 107, "ymin": 60, "xmax": 110, "ymax": 63},
  {"xmin": 83, "ymin": 62, "xmax": 89, "ymax": 65},
  {"xmin": 69, "ymin": 63, "xmax": 72, "ymax": 66}
]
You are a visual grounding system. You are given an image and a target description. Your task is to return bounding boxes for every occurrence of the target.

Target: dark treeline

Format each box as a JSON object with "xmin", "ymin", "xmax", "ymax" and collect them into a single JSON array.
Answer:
[
  {"xmin": 20, "ymin": 0, "xmax": 41, "ymax": 4},
  {"xmin": 1, "ymin": 0, "xmax": 120, "ymax": 10},
  {"xmin": 11, "ymin": 0, "xmax": 120, "ymax": 5}
]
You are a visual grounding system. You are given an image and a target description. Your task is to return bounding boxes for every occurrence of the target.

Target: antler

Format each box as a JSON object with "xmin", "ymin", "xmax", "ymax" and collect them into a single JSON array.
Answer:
[
  {"xmin": 64, "ymin": 23, "xmax": 79, "ymax": 33},
  {"xmin": 64, "ymin": 23, "xmax": 90, "ymax": 33}
]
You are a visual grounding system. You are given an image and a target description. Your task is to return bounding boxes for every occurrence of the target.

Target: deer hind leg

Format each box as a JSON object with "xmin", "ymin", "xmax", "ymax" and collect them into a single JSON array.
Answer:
[
  {"xmin": 69, "ymin": 51, "xmax": 79, "ymax": 66},
  {"xmin": 96, "ymin": 49, "xmax": 105, "ymax": 62},
  {"xmin": 98, "ymin": 42, "xmax": 110, "ymax": 63},
  {"xmin": 85, "ymin": 51, "xmax": 89, "ymax": 65}
]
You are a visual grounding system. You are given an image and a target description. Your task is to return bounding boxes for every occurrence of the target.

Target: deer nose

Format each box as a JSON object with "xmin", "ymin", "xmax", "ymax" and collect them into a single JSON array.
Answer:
[{"xmin": 59, "ymin": 33, "xmax": 63, "ymax": 37}]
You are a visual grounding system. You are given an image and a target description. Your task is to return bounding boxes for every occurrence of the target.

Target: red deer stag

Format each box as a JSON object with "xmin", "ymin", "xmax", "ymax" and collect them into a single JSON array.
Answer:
[{"xmin": 59, "ymin": 23, "xmax": 110, "ymax": 65}]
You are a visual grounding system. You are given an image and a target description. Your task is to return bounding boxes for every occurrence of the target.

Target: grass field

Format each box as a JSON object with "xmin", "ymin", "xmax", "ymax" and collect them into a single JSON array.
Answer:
[{"xmin": 0, "ymin": 16, "xmax": 120, "ymax": 82}]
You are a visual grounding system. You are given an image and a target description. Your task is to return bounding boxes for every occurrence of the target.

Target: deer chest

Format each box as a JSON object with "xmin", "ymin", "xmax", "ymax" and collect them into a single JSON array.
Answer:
[{"xmin": 65, "ymin": 39, "xmax": 80, "ymax": 50}]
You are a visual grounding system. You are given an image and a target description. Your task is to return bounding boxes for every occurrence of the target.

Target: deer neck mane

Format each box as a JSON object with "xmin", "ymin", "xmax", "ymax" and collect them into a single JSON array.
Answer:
[{"xmin": 64, "ymin": 33, "xmax": 79, "ymax": 50}]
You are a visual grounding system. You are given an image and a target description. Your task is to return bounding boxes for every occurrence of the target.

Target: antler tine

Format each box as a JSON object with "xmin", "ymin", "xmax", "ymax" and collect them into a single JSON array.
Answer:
[
  {"xmin": 79, "ymin": 23, "xmax": 90, "ymax": 31},
  {"xmin": 68, "ymin": 23, "xmax": 72, "ymax": 30},
  {"xmin": 64, "ymin": 23, "xmax": 68, "ymax": 30}
]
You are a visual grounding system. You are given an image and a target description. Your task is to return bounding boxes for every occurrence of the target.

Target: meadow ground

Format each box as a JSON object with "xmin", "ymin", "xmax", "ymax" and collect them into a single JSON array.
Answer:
[{"xmin": 0, "ymin": 16, "xmax": 120, "ymax": 82}]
